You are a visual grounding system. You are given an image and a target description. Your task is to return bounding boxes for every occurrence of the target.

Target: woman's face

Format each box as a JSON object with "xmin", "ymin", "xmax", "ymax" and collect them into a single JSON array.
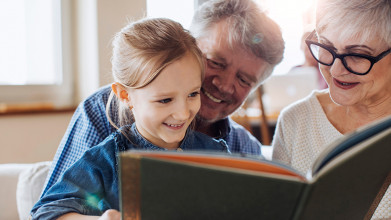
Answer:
[{"xmin": 317, "ymin": 29, "xmax": 391, "ymax": 107}]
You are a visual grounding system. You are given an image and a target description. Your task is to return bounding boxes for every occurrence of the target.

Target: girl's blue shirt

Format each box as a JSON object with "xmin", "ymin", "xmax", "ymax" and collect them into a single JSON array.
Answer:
[
  {"xmin": 31, "ymin": 123, "xmax": 228, "ymax": 220},
  {"xmin": 43, "ymin": 86, "xmax": 262, "ymax": 196}
]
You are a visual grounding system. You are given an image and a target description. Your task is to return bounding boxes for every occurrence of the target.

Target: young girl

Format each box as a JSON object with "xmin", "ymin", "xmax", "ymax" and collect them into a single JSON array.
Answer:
[{"xmin": 31, "ymin": 18, "xmax": 228, "ymax": 219}]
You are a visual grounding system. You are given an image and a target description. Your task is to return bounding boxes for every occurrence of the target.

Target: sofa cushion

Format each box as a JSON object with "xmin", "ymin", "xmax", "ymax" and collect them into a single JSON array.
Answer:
[{"xmin": 16, "ymin": 161, "xmax": 51, "ymax": 220}]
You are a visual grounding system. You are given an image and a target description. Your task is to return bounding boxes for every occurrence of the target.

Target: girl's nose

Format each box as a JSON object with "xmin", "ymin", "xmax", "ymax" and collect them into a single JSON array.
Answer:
[{"xmin": 173, "ymin": 102, "xmax": 190, "ymax": 121}]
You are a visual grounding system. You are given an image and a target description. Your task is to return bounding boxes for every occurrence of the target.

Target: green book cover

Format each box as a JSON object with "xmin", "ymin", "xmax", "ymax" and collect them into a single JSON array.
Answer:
[{"xmin": 119, "ymin": 116, "xmax": 391, "ymax": 220}]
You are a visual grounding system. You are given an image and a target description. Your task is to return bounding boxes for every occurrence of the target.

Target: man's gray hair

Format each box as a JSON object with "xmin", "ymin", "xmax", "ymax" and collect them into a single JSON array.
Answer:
[{"xmin": 190, "ymin": 0, "xmax": 285, "ymax": 82}]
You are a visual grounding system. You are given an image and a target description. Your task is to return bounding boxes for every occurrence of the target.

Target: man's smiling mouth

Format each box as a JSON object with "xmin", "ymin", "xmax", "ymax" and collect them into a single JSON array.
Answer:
[{"xmin": 203, "ymin": 88, "xmax": 222, "ymax": 103}]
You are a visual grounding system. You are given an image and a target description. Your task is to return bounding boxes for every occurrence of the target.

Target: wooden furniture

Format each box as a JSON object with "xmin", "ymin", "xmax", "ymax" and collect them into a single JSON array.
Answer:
[{"xmin": 231, "ymin": 85, "xmax": 275, "ymax": 145}]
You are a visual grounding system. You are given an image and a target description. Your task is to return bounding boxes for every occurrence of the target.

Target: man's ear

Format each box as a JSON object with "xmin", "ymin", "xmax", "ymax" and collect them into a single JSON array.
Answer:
[{"xmin": 112, "ymin": 83, "xmax": 131, "ymax": 104}]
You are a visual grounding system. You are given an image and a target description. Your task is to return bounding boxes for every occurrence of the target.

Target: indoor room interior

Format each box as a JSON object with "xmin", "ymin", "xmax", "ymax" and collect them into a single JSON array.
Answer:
[{"xmin": 0, "ymin": 0, "xmax": 322, "ymax": 219}]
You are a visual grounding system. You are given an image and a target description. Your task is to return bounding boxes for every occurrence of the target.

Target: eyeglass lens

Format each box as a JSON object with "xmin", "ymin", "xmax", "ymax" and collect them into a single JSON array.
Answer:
[{"xmin": 309, "ymin": 44, "xmax": 372, "ymax": 74}]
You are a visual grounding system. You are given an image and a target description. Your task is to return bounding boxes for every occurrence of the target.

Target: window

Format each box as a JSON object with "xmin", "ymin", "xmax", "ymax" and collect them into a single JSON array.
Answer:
[
  {"xmin": 147, "ymin": 0, "xmax": 317, "ymax": 76},
  {"xmin": 147, "ymin": 0, "xmax": 195, "ymax": 29},
  {"xmin": 258, "ymin": 0, "xmax": 317, "ymax": 75},
  {"xmin": 0, "ymin": 0, "xmax": 73, "ymax": 108}
]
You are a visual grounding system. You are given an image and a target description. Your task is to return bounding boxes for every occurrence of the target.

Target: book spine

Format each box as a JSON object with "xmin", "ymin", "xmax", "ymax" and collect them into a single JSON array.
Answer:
[{"xmin": 120, "ymin": 155, "xmax": 141, "ymax": 220}]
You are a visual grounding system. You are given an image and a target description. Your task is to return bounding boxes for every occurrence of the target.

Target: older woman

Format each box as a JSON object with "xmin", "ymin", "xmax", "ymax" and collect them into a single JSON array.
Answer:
[{"xmin": 272, "ymin": 0, "xmax": 391, "ymax": 219}]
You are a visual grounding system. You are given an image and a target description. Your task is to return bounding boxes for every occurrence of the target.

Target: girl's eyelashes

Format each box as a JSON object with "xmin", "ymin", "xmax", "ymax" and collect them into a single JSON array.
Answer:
[
  {"xmin": 157, "ymin": 91, "xmax": 200, "ymax": 103},
  {"xmin": 189, "ymin": 91, "xmax": 200, "ymax": 98},
  {"xmin": 158, "ymin": 98, "xmax": 172, "ymax": 104}
]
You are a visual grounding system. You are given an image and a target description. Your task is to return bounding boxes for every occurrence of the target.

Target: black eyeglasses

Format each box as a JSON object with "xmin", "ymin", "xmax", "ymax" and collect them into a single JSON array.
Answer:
[{"xmin": 305, "ymin": 30, "xmax": 391, "ymax": 75}]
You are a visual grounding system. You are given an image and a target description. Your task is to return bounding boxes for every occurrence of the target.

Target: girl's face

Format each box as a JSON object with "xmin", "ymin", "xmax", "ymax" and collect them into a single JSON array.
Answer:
[
  {"xmin": 317, "ymin": 29, "xmax": 391, "ymax": 107},
  {"xmin": 129, "ymin": 53, "xmax": 202, "ymax": 149}
]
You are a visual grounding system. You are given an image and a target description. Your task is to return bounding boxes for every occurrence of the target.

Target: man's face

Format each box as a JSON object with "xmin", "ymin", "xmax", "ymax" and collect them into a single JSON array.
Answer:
[{"xmin": 197, "ymin": 20, "xmax": 269, "ymax": 123}]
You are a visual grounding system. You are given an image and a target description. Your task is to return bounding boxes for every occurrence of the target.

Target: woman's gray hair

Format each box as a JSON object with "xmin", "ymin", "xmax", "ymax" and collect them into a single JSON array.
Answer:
[
  {"xmin": 190, "ymin": 0, "xmax": 284, "ymax": 82},
  {"xmin": 316, "ymin": 0, "xmax": 391, "ymax": 47}
]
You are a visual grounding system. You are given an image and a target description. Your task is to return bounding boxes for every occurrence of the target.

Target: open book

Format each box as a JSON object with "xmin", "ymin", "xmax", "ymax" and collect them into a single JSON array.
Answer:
[{"xmin": 119, "ymin": 116, "xmax": 391, "ymax": 220}]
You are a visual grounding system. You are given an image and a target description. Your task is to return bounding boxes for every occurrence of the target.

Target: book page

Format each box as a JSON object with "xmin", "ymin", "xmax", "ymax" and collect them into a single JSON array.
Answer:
[{"xmin": 128, "ymin": 151, "xmax": 305, "ymax": 180}]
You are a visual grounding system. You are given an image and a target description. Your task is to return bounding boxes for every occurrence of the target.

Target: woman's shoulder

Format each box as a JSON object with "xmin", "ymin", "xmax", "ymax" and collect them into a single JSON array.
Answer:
[{"xmin": 279, "ymin": 89, "xmax": 326, "ymax": 120}]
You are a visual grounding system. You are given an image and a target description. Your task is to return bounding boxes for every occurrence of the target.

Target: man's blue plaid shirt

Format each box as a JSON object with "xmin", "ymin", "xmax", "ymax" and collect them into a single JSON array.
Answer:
[{"xmin": 42, "ymin": 85, "xmax": 263, "ymax": 195}]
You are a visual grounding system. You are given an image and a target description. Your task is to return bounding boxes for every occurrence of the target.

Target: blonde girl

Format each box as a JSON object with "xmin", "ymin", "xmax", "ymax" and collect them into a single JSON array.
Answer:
[{"xmin": 31, "ymin": 18, "xmax": 228, "ymax": 220}]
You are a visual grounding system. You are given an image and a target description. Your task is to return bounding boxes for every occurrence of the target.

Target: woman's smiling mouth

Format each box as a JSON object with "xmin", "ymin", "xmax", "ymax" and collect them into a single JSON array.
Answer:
[{"xmin": 333, "ymin": 78, "xmax": 359, "ymax": 89}]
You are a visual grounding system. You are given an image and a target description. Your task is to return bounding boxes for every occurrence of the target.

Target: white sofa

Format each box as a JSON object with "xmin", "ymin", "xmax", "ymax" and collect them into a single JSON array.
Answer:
[{"xmin": 0, "ymin": 161, "xmax": 51, "ymax": 220}]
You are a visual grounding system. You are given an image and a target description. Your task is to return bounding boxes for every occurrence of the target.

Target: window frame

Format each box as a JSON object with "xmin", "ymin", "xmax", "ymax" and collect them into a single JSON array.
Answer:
[{"xmin": 0, "ymin": 0, "xmax": 74, "ymax": 109}]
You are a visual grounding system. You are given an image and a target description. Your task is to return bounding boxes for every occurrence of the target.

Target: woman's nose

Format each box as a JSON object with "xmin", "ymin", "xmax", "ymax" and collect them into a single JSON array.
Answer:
[{"xmin": 330, "ymin": 58, "xmax": 349, "ymax": 77}]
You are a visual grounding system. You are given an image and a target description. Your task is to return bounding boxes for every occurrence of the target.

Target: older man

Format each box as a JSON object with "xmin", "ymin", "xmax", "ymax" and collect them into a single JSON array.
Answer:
[{"xmin": 42, "ymin": 0, "xmax": 284, "ymax": 195}]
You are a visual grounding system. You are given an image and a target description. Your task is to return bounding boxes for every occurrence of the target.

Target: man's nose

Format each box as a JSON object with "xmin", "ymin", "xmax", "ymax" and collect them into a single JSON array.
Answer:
[{"xmin": 212, "ymin": 71, "xmax": 235, "ymax": 95}]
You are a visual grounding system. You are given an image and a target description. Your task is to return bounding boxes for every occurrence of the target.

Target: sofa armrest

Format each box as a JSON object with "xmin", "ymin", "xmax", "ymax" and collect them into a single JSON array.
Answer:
[
  {"xmin": 17, "ymin": 161, "xmax": 51, "ymax": 220},
  {"xmin": 0, "ymin": 163, "xmax": 32, "ymax": 220}
]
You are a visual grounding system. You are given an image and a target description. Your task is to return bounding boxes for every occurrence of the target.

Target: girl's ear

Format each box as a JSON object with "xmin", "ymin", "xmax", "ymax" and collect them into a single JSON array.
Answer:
[{"xmin": 112, "ymin": 83, "xmax": 131, "ymax": 105}]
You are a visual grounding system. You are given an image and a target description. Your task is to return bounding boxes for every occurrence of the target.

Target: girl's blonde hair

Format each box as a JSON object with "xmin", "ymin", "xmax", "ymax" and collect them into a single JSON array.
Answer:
[{"xmin": 106, "ymin": 18, "xmax": 204, "ymax": 129}]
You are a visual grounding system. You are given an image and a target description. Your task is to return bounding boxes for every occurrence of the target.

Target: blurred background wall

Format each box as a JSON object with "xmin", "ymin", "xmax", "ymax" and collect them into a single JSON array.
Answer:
[{"xmin": 0, "ymin": 0, "xmax": 146, "ymax": 163}]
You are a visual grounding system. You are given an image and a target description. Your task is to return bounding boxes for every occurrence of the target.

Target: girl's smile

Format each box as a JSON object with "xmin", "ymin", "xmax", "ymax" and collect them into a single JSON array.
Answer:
[
  {"xmin": 163, "ymin": 122, "xmax": 185, "ymax": 130},
  {"xmin": 128, "ymin": 52, "xmax": 202, "ymax": 150}
]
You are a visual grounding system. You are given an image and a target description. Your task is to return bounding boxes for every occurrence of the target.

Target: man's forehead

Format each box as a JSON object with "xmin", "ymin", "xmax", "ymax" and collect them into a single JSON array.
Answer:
[
  {"xmin": 210, "ymin": 48, "xmax": 268, "ymax": 81},
  {"xmin": 198, "ymin": 21, "xmax": 269, "ymax": 81},
  {"xmin": 205, "ymin": 36, "xmax": 258, "ymax": 61}
]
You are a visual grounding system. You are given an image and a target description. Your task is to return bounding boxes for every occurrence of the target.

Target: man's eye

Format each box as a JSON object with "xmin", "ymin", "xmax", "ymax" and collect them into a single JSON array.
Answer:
[
  {"xmin": 158, "ymin": 98, "xmax": 172, "ymax": 104},
  {"xmin": 206, "ymin": 59, "xmax": 224, "ymax": 69},
  {"xmin": 238, "ymin": 75, "xmax": 251, "ymax": 87},
  {"xmin": 189, "ymin": 91, "xmax": 200, "ymax": 98}
]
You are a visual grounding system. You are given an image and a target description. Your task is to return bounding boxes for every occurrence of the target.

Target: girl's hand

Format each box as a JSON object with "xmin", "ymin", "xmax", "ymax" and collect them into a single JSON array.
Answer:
[
  {"xmin": 98, "ymin": 209, "xmax": 121, "ymax": 220},
  {"xmin": 58, "ymin": 210, "xmax": 120, "ymax": 220}
]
